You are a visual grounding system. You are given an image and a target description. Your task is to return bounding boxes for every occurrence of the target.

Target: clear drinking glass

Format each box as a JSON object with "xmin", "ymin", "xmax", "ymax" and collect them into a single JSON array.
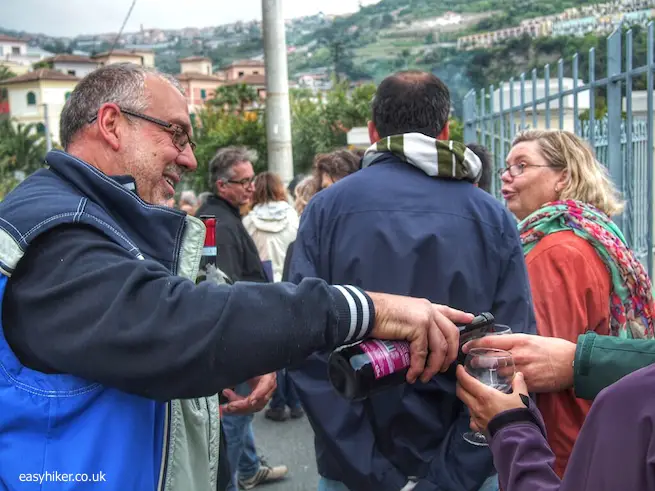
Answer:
[
  {"xmin": 462, "ymin": 348, "xmax": 516, "ymax": 446},
  {"xmin": 475, "ymin": 323, "xmax": 512, "ymax": 339},
  {"xmin": 460, "ymin": 323, "xmax": 512, "ymax": 348}
]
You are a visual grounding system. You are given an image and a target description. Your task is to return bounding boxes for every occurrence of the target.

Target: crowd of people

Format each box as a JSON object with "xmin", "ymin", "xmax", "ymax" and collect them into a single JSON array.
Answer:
[{"xmin": 1, "ymin": 60, "xmax": 655, "ymax": 491}]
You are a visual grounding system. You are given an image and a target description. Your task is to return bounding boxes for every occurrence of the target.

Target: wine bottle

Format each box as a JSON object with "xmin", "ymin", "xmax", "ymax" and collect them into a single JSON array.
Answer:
[
  {"xmin": 196, "ymin": 215, "xmax": 232, "ymax": 285},
  {"xmin": 196, "ymin": 215, "xmax": 217, "ymax": 284},
  {"xmin": 195, "ymin": 215, "xmax": 230, "ymax": 404},
  {"xmin": 328, "ymin": 312, "xmax": 495, "ymax": 401}
]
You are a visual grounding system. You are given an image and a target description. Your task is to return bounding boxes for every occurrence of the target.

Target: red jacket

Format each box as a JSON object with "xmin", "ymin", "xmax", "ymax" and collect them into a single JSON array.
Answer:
[{"xmin": 526, "ymin": 231, "xmax": 611, "ymax": 477}]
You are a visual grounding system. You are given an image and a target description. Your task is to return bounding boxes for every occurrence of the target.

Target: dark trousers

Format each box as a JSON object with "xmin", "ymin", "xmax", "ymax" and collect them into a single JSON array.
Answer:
[
  {"xmin": 269, "ymin": 369, "xmax": 301, "ymax": 410},
  {"xmin": 218, "ymin": 424, "xmax": 233, "ymax": 490}
]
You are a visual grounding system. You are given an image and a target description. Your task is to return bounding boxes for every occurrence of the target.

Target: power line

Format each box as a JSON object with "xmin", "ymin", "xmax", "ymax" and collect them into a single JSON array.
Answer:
[{"xmin": 108, "ymin": 0, "xmax": 138, "ymax": 55}]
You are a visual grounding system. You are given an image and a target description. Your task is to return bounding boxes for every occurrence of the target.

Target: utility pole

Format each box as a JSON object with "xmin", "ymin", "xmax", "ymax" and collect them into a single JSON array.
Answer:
[{"xmin": 262, "ymin": 0, "xmax": 294, "ymax": 185}]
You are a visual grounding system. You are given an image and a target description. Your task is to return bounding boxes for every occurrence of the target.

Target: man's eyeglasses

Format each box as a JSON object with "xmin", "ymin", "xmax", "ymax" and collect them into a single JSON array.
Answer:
[
  {"xmin": 88, "ymin": 107, "xmax": 196, "ymax": 152},
  {"xmin": 225, "ymin": 177, "xmax": 256, "ymax": 188},
  {"xmin": 497, "ymin": 163, "xmax": 553, "ymax": 178}
]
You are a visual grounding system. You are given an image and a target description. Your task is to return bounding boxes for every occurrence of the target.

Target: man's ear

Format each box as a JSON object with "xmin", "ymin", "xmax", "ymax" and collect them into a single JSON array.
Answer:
[
  {"xmin": 436, "ymin": 120, "xmax": 450, "ymax": 141},
  {"xmin": 96, "ymin": 103, "xmax": 123, "ymax": 151},
  {"xmin": 368, "ymin": 121, "xmax": 380, "ymax": 144}
]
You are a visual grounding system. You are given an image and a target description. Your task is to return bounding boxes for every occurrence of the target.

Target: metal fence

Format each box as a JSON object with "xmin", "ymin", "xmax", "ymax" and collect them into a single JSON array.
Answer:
[{"xmin": 463, "ymin": 23, "xmax": 655, "ymax": 277}]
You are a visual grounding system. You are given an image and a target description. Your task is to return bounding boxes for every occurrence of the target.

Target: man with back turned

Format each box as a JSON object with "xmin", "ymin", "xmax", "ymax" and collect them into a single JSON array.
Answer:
[{"xmin": 289, "ymin": 71, "xmax": 536, "ymax": 491}]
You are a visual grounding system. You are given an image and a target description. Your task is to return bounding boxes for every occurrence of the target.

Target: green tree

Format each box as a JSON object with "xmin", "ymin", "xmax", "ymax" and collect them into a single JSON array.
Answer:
[
  {"xmin": 190, "ymin": 106, "xmax": 267, "ymax": 192},
  {"xmin": 210, "ymin": 84, "xmax": 258, "ymax": 113},
  {"xmin": 0, "ymin": 66, "xmax": 16, "ymax": 82},
  {"xmin": 0, "ymin": 120, "xmax": 47, "ymax": 197},
  {"xmin": 449, "ymin": 117, "xmax": 464, "ymax": 142},
  {"xmin": 289, "ymin": 82, "xmax": 377, "ymax": 173}
]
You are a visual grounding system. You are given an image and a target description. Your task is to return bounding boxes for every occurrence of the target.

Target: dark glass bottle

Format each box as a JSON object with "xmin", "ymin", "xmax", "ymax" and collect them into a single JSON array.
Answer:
[{"xmin": 328, "ymin": 312, "xmax": 495, "ymax": 401}]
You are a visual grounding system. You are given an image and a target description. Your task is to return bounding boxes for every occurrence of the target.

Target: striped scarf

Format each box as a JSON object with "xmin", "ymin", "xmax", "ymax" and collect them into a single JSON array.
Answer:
[
  {"xmin": 520, "ymin": 199, "xmax": 655, "ymax": 339},
  {"xmin": 362, "ymin": 133, "xmax": 483, "ymax": 183}
]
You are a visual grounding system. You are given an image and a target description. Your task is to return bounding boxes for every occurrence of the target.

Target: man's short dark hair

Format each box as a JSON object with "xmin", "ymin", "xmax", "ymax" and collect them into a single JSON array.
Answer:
[
  {"xmin": 372, "ymin": 71, "xmax": 451, "ymax": 139},
  {"xmin": 467, "ymin": 142, "xmax": 493, "ymax": 194}
]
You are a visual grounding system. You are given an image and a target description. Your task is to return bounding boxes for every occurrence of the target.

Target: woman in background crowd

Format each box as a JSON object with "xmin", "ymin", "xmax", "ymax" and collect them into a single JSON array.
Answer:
[
  {"xmin": 243, "ymin": 172, "xmax": 299, "ymax": 283},
  {"xmin": 243, "ymin": 172, "xmax": 302, "ymax": 422},
  {"xmin": 313, "ymin": 150, "xmax": 360, "ymax": 191},
  {"xmin": 280, "ymin": 175, "xmax": 318, "ymax": 286}
]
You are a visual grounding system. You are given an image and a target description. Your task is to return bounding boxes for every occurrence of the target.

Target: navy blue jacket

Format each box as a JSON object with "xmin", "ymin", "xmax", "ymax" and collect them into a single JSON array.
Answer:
[{"xmin": 289, "ymin": 154, "xmax": 536, "ymax": 491}]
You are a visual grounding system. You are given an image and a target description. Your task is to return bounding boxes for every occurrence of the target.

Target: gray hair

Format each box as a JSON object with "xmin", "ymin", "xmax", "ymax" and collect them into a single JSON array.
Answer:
[
  {"xmin": 197, "ymin": 191, "xmax": 211, "ymax": 207},
  {"xmin": 179, "ymin": 190, "xmax": 198, "ymax": 206},
  {"xmin": 59, "ymin": 63, "xmax": 184, "ymax": 149},
  {"xmin": 208, "ymin": 146, "xmax": 257, "ymax": 189}
]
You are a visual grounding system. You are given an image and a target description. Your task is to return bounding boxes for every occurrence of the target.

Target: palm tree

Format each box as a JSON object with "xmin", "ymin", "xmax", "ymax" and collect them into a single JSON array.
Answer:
[
  {"xmin": 233, "ymin": 84, "xmax": 258, "ymax": 113},
  {"xmin": 209, "ymin": 84, "xmax": 258, "ymax": 113},
  {"xmin": 0, "ymin": 120, "xmax": 47, "ymax": 197},
  {"xmin": 209, "ymin": 86, "xmax": 240, "ymax": 112},
  {"xmin": 0, "ymin": 65, "xmax": 16, "ymax": 82}
]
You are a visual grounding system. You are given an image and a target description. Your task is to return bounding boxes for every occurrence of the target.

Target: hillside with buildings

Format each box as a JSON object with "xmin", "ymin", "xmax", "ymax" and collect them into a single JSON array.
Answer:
[
  {"xmin": 1, "ymin": 0, "xmax": 655, "ymax": 134},
  {"xmin": 0, "ymin": 35, "xmax": 267, "ymax": 147},
  {"xmin": 3, "ymin": 0, "xmax": 651, "ymax": 83}
]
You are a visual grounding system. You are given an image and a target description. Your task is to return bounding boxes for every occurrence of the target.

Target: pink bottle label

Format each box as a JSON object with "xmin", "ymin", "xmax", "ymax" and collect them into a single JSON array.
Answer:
[{"xmin": 360, "ymin": 340, "xmax": 411, "ymax": 379}]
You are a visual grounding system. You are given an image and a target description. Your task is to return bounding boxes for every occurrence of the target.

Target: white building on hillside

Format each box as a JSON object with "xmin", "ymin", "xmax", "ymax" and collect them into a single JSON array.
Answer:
[
  {"xmin": 0, "ymin": 69, "xmax": 80, "ymax": 145},
  {"xmin": 42, "ymin": 54, "xmax": 99, "ymax": 78},
  {"xmin": 0, "ymin": 34, "xmax": 27, "ymax": 59}
]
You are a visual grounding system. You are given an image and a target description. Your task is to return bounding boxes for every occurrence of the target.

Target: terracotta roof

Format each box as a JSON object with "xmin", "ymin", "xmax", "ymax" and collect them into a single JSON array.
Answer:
[
  {"xmin": 224, "ymin": 73, "xmax": 266, "ymax": 86},
  {"xmin": 223, "ymin": 59, "xmax": 265, "ymax": 68},
  {"xmin": 180, "ymin": 56, "xmax": 211, "ymax": 62},
  {"xmin": 91, "ymin": 49, "xmax": 153, "ymax": 58},
  {"xmin": 0, "ymin": 34, "xmax": 26, "ymax": 43},
  {"xmin": 0, "ymin": 69, "xmax": 80, "ymax": 85},
  {"xmin": 176, "ymin": 72, "xmax": 224, "ymax": 82},
  {"xmin": 43, "ymin": 54, "xmax": 96, "ymax": 64}
]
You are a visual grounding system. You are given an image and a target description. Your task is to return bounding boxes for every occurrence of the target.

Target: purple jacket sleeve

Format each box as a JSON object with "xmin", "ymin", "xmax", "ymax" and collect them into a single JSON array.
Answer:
[
  {"xmin": 490, "ymin": 364, "xmax": 655, "ymax": 491},
  {"xmin": 489, "ymin": 399, "xmax": 561, "ymax": 491}
]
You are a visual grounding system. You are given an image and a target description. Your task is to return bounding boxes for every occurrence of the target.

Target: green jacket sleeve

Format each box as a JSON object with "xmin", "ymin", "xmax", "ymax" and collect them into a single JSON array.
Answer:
[{"xmin": 574, "ymin": 332, "xmax": 655, "ymax": 400}]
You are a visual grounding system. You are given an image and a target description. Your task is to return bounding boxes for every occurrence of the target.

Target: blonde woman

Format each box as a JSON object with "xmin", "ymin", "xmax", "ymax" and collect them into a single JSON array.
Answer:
[{"xmin": 458, "ymin": 129, "xmax": 655, "ymax": 478}]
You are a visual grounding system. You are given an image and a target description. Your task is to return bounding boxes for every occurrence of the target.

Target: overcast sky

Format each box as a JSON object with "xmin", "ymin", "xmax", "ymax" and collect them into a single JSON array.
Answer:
[{"xmin": 3, "ymin": 0, "xmax": 381, "ymax": 37}]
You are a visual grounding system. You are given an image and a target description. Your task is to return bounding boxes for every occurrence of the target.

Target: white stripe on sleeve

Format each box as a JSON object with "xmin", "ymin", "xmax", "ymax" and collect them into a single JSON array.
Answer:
[
  {"xmin": 345, "ymin": 285, "xmax": 371, "ymax": 340},
  {"xmin": 334, "ymin": 285, "xmax": 358, "ymax": 343}
]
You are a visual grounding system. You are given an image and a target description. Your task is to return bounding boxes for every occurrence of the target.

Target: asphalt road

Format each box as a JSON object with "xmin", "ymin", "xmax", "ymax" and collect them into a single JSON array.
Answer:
[{"xmin": 251, "ymin": 410, "xmax": 319, "ymax": 491}]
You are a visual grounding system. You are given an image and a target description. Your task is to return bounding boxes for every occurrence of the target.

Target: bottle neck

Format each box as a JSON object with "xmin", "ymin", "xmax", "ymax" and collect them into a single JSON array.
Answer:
[
  {"xmin": 203, "ymin": 222, "xmax": 216, "ymax": 248},
  {"xmin": 201, "ymin": 217, "xmax": 217, "ymax": 262}
]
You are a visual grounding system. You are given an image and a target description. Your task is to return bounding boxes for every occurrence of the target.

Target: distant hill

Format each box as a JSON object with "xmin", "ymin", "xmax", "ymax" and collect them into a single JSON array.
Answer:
[
  {"xmin": 1, "ymin": 0, "xmax": 622, "ymax": 115},
  {"xmin": 286, "ymin": 0, "xmax": 609, "ymax": 79}
]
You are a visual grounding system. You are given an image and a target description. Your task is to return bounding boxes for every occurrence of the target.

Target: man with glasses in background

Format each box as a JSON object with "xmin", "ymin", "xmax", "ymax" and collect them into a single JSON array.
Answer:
[
  {"xmin": 195, "ymin": 147, "xmax": 267, "ymax": 284},
  {"xmin": 195, "ymin": 146, "xmax": 289, "ymax": 490}
]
